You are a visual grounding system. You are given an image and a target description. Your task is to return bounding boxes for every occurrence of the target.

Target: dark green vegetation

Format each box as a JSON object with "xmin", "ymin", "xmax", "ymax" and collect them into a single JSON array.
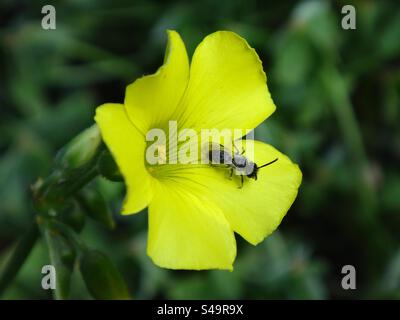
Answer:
[{"xmin": 0, "ymin": 0, "xmax": 399, "ymax": 299}]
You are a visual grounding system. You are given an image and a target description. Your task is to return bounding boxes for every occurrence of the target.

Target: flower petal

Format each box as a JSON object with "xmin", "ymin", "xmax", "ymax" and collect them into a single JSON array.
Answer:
[
  {"xmin": 95, "ymin": 103, "xmax": 153, "ymax": 214},
  {"xmin": 147, "ymin": 180, "xmax": 236, "ymax": 270},
  {"xmin": 169, "ymin": 140, "xmax": 302, "ymax": 245},
  {"xmin": 175, "ymin": 31, "xmax": 276, "ymax": 133},
  {"xmin": 124, "ymin": 30, "xmax": 189, "ymax": 134}
]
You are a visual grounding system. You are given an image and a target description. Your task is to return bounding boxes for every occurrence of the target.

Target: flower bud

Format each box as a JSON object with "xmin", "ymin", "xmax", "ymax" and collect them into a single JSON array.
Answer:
[
  {"xmin": 77, "ymin": 189, "xmax": 115, "ymax": 229},
  {"xmin": 57, "ymin": 125, "xmax": 102, "ymax": 169},
  {"xmin": 97, "ymin": 149, "xmax": 123, "ymax": 182},
  {"xmin": 80, "ymin": 249, "xmax": 130, "ymax": 300}
]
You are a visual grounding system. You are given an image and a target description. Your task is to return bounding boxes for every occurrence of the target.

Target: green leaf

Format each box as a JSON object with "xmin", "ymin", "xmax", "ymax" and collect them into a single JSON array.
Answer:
[
  {"xmin": 42, "ymin": 225, "xmax": 76, "ymax": 300},
  {"xmin": 77, "ymin": 189, "xmax": 115, "ymax": 229},
  {"xmin": 79, "ymin": 249, "xmax": 130, "ymax": 300}
]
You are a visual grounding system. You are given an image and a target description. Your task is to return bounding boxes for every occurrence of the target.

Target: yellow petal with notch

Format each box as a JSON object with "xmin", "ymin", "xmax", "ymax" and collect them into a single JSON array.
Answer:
[
  {"xmin": 175, "ymin": 31, "xmax": 276, "ymax": 134},
  {"xmin": 124, "ymin": 30, "xmax": 190, "ymax": 134}
]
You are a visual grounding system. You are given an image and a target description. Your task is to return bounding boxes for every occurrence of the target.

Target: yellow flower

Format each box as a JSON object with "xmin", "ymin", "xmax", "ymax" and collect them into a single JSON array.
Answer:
[{"xmin": 95, "ymin": 30, "xmax": 302, "ymax": 270}]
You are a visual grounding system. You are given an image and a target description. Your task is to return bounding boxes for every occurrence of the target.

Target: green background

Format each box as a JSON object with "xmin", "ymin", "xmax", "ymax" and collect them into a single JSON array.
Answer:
[{"xmin": 0, "ymin": 0, "xmax": 399, "ymax": 299}]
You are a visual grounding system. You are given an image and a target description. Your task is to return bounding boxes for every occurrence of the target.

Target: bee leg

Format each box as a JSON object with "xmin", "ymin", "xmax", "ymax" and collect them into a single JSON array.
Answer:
[
  {"xmin": 238, "ymin": 175, "xmax": 244, "ymax": 189},
  {"xmin": 232, "ymin": 141, "xmax": 245, "ymax": 155},
  {"xmin": 229, "ymin": 168, "xmax": 233, "ymax": 180}
]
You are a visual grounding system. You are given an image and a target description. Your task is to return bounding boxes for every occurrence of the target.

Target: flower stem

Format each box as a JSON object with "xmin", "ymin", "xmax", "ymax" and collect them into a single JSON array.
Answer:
[
  {"xmin": 0, "ymin": 129, "xmax": 105, "ymax": 297},
  {"xmin": 48, "ymin": 219, "xmax": 88, "ymax": 252},
  {"xmin": 0, "ymin": 222, "xmax": 39, "ymax": 297}
]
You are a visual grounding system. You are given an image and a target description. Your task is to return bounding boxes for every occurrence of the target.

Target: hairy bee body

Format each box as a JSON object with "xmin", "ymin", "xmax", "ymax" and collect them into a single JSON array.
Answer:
[
  {"xmin": 208, "ymin": 148, "xmax": 232, "ymax": 165},
  {"xmin": 207, "ymin": 143, "xmax": 277, "ymax": 188}
]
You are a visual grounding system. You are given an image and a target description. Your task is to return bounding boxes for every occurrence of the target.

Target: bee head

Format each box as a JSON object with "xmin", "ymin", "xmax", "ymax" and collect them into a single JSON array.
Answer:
[
  {"xmin": 247, "ymin": 158, "xmax": 279, "ymax": 181},
  {"xmin": 246, "ymin": 164, "xmax": 258, "ymax": 180}
]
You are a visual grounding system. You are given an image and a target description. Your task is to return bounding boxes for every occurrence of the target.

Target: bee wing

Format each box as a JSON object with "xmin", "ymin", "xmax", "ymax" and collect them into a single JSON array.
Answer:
[
  {"xmin": 213, "ymin": 142, "xmax": 237, "ymax": 154},
  {"xmin": 202, "ymin": 142, "xmax": 233, "ymax": 164},
  {"xmin": 210, "ymin": 149, "xmax": 233, "ymax": 164}
]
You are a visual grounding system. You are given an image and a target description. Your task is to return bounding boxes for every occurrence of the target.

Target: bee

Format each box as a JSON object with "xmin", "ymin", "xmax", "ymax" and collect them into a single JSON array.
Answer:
[{"xmin": 207, "ymin": 142, "xmax": 278, "ymax": 188}]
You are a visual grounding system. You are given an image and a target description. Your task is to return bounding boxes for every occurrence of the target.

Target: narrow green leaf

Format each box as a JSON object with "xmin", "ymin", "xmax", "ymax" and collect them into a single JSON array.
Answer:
[{"xmin": 42, "ymin": 226, "xmax": 76, "ymax": 300}]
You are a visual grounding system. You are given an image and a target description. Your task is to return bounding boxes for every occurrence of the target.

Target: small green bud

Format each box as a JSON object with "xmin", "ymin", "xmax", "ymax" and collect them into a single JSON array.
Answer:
[
  {"xmin": 80, "ymin": 249, "xmax": 130, "ymax": 300},
  {"xmin": 97, "ymin": 149, "xmax": 123, "ymax": 182},
  {"xmin": 59, "ymin": 201, "xmax": 86, "ymax": 233},
  {"xmin": 57, "ymin": 125, "xmax": 102, "ymax": 169},
  {"xmin": 77, "ymin": 189, "xmax": 115, "ymax": 229},
  {"xmin": 60, "ymin": 248, "xmax": 76, "ymax": 270}
]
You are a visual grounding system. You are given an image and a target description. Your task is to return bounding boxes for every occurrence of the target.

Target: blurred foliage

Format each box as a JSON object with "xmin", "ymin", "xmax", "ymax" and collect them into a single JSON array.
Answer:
[{"xmin": 0, "ymin": 0, "xmax": 399, "ymax": 299}]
